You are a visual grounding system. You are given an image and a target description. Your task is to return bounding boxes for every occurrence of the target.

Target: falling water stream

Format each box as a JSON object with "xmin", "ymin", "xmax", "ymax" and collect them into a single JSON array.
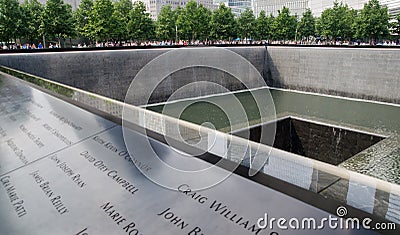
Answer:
[{"xmin": 147, "ymin": 88, "xmax": 400, "ymax": 185}]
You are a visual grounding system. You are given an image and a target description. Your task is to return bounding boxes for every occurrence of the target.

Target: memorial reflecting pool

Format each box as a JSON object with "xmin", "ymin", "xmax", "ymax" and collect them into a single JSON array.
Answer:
[
  {"xmin": 146, "ymin": 87, "xmax": 400, "ymax": 224},
  {"xmin": 147, "ymin": 88, "xmax": 400, "ymax": 185},
  {"xmin": 1, "ymin": 66, "xmax": 399, "ymax": 231}
]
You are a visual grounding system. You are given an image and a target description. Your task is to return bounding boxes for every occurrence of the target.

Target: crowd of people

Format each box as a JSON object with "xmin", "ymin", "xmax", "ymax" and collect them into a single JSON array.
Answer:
[
  {"xmin": 83, "ymin": 40, "xmax": 268, "ymax": 47},
  {"xmin": 74, "ymin": 39, "xmax": 400, "ymax": 47},
  {"xmin": 1, "ymin": 39, "xmax": 400, "ymax": 50},
  {"xmin": 1, "ymin": 42, "xmax": 44, "ymax": 50}
]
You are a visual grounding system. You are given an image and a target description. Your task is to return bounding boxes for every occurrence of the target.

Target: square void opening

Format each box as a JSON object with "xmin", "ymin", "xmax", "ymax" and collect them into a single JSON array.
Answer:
[{"xmin": 232, "ymin": 117, "xmax": 385, "ymax": 165}]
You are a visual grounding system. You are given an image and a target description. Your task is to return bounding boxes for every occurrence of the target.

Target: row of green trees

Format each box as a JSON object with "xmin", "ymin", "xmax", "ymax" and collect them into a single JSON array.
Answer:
[
  {"xmin": 1, "ymin": 0, "xmax": 399, "ymax": 46},
  {"xmin": 0, "ymin": 0, "xmax": 75, "ymax": 46},
  {"xmin": 237, "ymin": 0, "xmax": 398, "ymax": 42}
]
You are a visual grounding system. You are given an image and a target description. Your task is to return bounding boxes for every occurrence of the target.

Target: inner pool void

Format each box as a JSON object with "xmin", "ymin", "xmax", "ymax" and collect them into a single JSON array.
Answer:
[{"xmin": 232, "ymin": 117, "xmax": 385, "ymax": 165}]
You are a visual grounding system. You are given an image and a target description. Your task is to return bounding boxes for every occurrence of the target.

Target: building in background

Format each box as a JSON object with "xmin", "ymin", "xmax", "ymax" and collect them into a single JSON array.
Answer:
[
  {"xmin": 31, "ymin": 0, "xmax": 81, "ymax": 10},
  {"xmin": 213, "ymin": 0, "xmax": 228, "ymax": 5},
  {"xmin": 309, "ymin": 0, "xmax": 367, "ymax": 16},
  {"xmin": 252, "ymin": 0, "xmax": 400, "ymax": 18},
  {"xmin": 142, "ymin": 0, "xmax": 215, "ymax": 20},
  {"xmin": 69, "ymin": 0, "xmax": 80, "ymax": 9},
  {"xmin": 27, "ymin": 0, "xmax": 400, "ymax": 19},
  {"xmin": 228, "ymin": 0, "xmax": 251, "ymax": 16},
  {"xmin": 309, "ymin": 0, "xmax": 400, "ymax": 17},
  {"xmin": 252, "ymin": 0, "xmax": 308, "ymax": 17},
  {"xmin": 381, "ymin": 0, "xmax": 400, "ymax": 15}
]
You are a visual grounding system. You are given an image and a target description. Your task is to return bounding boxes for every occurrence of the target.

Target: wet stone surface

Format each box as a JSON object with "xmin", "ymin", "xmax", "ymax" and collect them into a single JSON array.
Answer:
[{"xmin": 232, "ymin": 117, "xmax": 385, "ymax": 166}]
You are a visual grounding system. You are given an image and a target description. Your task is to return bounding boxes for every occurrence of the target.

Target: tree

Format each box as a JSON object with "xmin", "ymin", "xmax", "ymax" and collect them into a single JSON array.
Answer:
[
  {"xmin": 173, "ymin": 6, "xmax": 182, "ymax": 21},
  {"xmin": 128, "ymin": 1, "xmax": 155, "ymax": 41},
  {"xmin": 176, "ymin": 0, "xmax": 210, "ymax": 41},
  {"xmin": 272, "ymin": 7, "xmax": 297, "ymax": 40},
  {"xmin": 358, "ymin": 0, "xmax": 389, "ymax": 41},
  {"xmin": 318, "ymin": 1, "xmax": 354, "ymax": 41},
  {"xmin": 87, "ymin": 0, "xmax": 113, "ymax": 42},
  {"xmin": 0, "ymin": 0, "xmax": 21, "ymax": 43},
  {"xmin": 176, "ymin": 2, "xmax": 192, "ymax": 40},
  {"xmin": 112, "ymin": 0, "xmax": 133, "ymax": 42},
  {"xmin": 195, "ymin": 4, "xmax": 211, "ymax": 41},
  {"xmin": 255, "ymin": 10, "xmax": 273, "ymax": 40},
  {"xmin": 297, "ymin": 8, "xmax": 315, "ymax": 40},
  {"xmin": 210, "ymin": 4, "xmax": 236, "ymax": 40},
  {"xmin": 237, "ymin": 8, "xmax": 256, "ymax": 40},
  {"xmin": 348, "ymin": 8, "xmax": 360, "ymax": 39},
  {"xmin": 156, "ymin": 5, "xmax": 176, "ymax": 41},
  {"xmin": 41, "ymin": 0, "xmax": 75, "ymax": 47},
  {"xmin": 20, "ymin": 0, "xmax": 44, "ymax": 43},
  {"xmin": 74, "ymin": 0, "xmax": 93, "ymax": 40}
]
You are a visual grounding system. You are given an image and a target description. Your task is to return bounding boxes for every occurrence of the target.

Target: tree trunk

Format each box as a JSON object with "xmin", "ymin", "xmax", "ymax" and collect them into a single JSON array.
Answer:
[{"xmin": 43, "ymin": 35, "xmax": 46, "ymax": 49}]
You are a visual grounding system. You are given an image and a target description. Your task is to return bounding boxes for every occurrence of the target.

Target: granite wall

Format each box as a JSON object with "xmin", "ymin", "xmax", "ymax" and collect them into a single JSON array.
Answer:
[
  {"xmin": 0, "ymin": 47, "xmax": 267, "ymax": 104},
  {"xmin": 1, "ymin": 46, "xmax": 399, "ymax": 104},
  {"xmin": 266, "ymin": 46, "xmax": 400, "ymax": 104},
  {"xmin": 232, "ymin": 117, "xmax": 384, "ymax": 165}
]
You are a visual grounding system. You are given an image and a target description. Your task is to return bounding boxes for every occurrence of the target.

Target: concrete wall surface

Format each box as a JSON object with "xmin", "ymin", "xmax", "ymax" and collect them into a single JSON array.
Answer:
[
  {"xmin": 266, "ymin": 46, "xmax": 400, "ymax": 104},
  {"xmin": 0, "ymin": 47, "xmax": 266, "ymax": 104},
  {"xmin": 0, "ymin": 46, "xmax": 399, "ymax": 104}
]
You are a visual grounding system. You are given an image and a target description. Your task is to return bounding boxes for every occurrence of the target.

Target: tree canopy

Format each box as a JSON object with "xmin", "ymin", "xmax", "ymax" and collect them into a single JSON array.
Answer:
[
  {"xmin": 255, "ymin": 10, "xmax": 273, "ymax": 40},
  {"xmin": 87, "ymin": 0, "xmax": 113, "ymax": 42},
  {"xmin": 176, "ymin": 0, "xmax": 211, "ymax": 41},
  {"xmin": 272, "ymin": 7, "xmax": 297, "ymax": 40},
  {"xmin": 156, "ymin": 5, "xmax": 176, "ymax": 41},
  {"xmin": 0, "ymin": 0, "xmax": 21, "ymax": 42},
  {"xmin": 111, "ymin": 0, "xmax": 132, "ymax": 41},
  {"xmin": 20, "ymin": 0, "xmax": 44, "ymax": 43},
  {"xmin": 210, "ymin": 4, "xmax": 236, "ymax": 40},
  {"xmin": 74, "ymin": 0, "xmax": 93, "ymax": 39},
  {"xmin": 297, "ymin": 8, "xmax": 315, "ymax": 40},
  {"xmin": 40, "ymin": 0, "xmax": 75, "ymax": 46},
  {"xmin": 128, "ymin": 1, "xmax": 154, "ymax": 41},
  {"xmin": 317, "ymin": 1, "xmax": 354, "ymax": 41},
  {"xmin": 357, "ymin": 0, "xmax": 389, "ymax": 41},
  {"xmin": 0, "ymin": 0, "xmax": 397, "ymax": 47},
  {"xmin": 237, "ymin": 8, "xmax": 256, "ymax": 40}
]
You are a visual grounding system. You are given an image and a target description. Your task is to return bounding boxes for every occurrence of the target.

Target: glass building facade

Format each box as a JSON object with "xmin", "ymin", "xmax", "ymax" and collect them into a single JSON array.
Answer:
[
  {"xmin": 252, "ymin": 0, "xmax": 400, "ymax": 18},
  {"xmin": 228, "ymin": 0, "xmax": 251, "ymax": 16},
  {"xmin": 252, "ymin": 0, "xmax": 308, "ymax": 17},
  {"xmin": 143, "ymin": 0, "xmax": 216, "ymax": 20}
]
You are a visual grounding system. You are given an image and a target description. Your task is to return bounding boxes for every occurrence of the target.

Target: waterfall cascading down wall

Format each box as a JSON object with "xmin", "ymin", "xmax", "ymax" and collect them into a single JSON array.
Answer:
[
  {"xmin": 265, "ymin": 46, "xmax": 400, "ymax": 104},
  {"xmin": 0, "ymin": 47, "xmax": 267, "ymax": 105},
  {"xmin": 0, "ymin": 46, "xmax": 399, "ymax": 104}
]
